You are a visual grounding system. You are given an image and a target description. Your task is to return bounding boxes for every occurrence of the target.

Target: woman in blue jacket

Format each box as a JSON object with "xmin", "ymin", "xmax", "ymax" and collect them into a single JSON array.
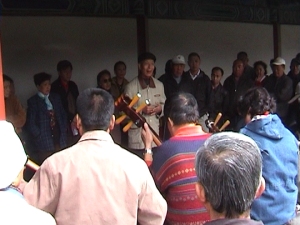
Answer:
[
  {"xmin": 238, "ymin": 87, "xmax": 298, "ymax": 225},
  {"xmin": 26, "ymin": 72, "xmax": 68, "ymax": 164}
]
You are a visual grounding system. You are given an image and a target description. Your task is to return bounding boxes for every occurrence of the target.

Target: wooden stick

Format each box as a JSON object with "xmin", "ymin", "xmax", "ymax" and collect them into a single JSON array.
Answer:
[
  {"xmin": 26, "ymin": 159, "xmax": 39, "ymax": 171},
  {"xmin": 152, "ymin": 133, "xmax": 162, "ymax": 146},
  {"xmin": 214, "ymin": 113, "xmax": 222, "ymax": 126},
  {"xmin": 219, "ymin": 120, "xmax": 230, "ymax": 131},
  {"xmin": 123, "ymin": 101, "xmax": 148, "ymax": 132},
  {"xmin": 115, "ymin": 93, "xmax": 141, "ymax": 124}
]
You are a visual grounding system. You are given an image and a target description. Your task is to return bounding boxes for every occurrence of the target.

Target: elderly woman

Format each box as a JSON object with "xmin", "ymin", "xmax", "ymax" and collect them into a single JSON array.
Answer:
[
  {"xmin": 26, "ymin": 72, "xmax": 68, "ymax": 164},
  {"xmin": 3, "ymin": 75, "xmax": 26, "ymax": 134},
  {"xmin": 253, "ymin": 60, "xmax": 270, "ymax": 87},
  {"xmin": 97, "ymin": 69, "xmax": 122, "ymax": 144},
  {"xmin": 97, "ymin": 70, "xmax": 113, "ymax": 95},
  {"xmin": 238, "ymin": 87, "xmax": 298, "ymax": 225}
]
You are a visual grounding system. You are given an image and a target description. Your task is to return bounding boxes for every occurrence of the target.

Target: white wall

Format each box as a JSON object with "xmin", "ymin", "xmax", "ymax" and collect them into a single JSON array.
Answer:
[
  {"xmin": 1, "ymin": 16, "xmax": 299, "ymax": 106},
  {"xmin": 1, "ymin": 16, "xmax": 138, "ymax": 105},
  {"xmin": 281, "ymin": 24, "xmax": 300, "ymax": 68},
  {"xmin": 149, "ymin": 19, "xmax": 274, "ymax": 80}
]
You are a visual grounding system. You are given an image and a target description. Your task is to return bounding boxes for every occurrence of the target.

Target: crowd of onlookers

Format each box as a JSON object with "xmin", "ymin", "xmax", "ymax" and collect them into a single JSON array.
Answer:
[{"xmin": 2, "ymin": 51, "xmax": 300, "ymax": 225}]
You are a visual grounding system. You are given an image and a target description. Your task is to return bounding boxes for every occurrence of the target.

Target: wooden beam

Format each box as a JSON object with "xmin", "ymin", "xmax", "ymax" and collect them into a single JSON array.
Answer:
[
  {"xmin": 0, "ymin": 35, "xmax": 6, "ymax": 120},
  {"xmin": 273, "ymin": 22, "xmax": 281, "ymax": 58},
  {"xmin": 136, "ymin": 15, "xmax": 149, "ymax": 54}
]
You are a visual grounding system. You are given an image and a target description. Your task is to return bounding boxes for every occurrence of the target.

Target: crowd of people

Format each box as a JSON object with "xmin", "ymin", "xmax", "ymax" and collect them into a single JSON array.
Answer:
[{"xmin": 1, "ymin": 51, "xmax": 300, "ymax": 225}]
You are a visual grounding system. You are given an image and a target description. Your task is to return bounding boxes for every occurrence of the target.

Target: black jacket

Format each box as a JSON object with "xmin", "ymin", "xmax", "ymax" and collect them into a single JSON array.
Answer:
[
  {"xmin": 184, "ymin": 71, "xmax": 211, "ymax": 117},
  {"xmin": 162, "ymin": 73, "xmax": 192, "ymax": 99},
  {"xmin": 223, "ymin": 74, "xmax": 254, "ymax": 126},
  {"xmin": 51, "ymin": 78, "xmax": 79, "ymax": 122}
]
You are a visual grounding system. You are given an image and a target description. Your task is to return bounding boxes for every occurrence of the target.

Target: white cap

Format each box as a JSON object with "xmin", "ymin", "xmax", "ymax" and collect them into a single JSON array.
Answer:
[
  {"xmin": 172, "ymin": 55, "xmax": 186, "ymax": 65},
  {"xmin": 273, "ymin": 57, "xmax": 286, "ymax": 65},
  {"xmin": 0, "ymin": 121, "xmax": 27, "ymax": 189}
]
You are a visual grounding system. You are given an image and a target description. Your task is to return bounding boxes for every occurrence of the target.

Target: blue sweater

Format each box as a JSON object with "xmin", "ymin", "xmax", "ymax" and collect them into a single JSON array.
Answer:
[{"xmin": 240, "ymin": 114, "xmax": 298, "ymax": 225}]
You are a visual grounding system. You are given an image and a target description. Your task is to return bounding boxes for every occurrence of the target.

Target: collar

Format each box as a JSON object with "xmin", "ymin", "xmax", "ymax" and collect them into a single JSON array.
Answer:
[
  {"xmin": 60, "ymin": 78, "xmax": 69, "ymax": 90},
  {"xmin": 251, "ymin": 113, "xmax": 270, "ymax": 122},
  {"xmin": 172, "ymin": 124, "xmax": 208, "ymax": 137},
  {"xmin": 189, "ymin": 69, "xmax": 201, "ymax": 80},
  {"xmin": 212, "ymin": 83, "xmax": 221, "ymax": 90},
  {"xmin": 37, "ymin": 92, "xmax": 49, "ymax": 99},
  {"xmin": 79, "ymin": 130, "xmax": 115, "ymax": 143},
  {"xmin": 138, "ymin": 75, "xmax": 156, "ymax": 89}
]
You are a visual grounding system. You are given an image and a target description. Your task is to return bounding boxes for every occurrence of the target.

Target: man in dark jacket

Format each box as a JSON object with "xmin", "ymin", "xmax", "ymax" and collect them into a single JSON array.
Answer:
[
  {"xmin": 162, "ymin": 55, "xmax": 190, "ymax": 99},
  {"xmin": 51, "ymin": 60, "xmax": 79, "ymax": 146},
  {"xmin": 271, "ymin": 57, "xmax": 293, "ymax": 126},
  {"xmin": 184, "ymin": 52, "xmax": 211, "ymax": 132},
  {"xmin": 223, "ymin": 59, "xmax": 254, "ymax": 131}
]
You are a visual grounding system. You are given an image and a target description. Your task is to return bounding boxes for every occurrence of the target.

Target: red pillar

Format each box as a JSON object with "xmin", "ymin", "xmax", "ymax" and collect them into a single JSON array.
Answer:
[{"xmin": 0, "ymin": 35, "xmax": 6, "ymax": 120}]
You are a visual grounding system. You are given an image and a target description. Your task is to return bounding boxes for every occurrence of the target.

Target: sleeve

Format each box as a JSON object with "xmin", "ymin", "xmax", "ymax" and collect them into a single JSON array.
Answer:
[
  {"xmin": 222, "ymin": 89, "xmax": 230, "ymax": 120},
  {"xmin": 205, "ymin": 76, "xmax": 212, "ymax": 107},
  {"xmin": 6, "ymin": 96, "xmax": 26, "ymax": 130},
  {"xmin": 276, "ymin": 77, "xmax": 293, "ymax": 101},
  {"xmin": 26, "ymin": 98, "xmax": 41, "ymax": 138},
  {"xmin": 22, "ymin": 159, "xmax": 60, "ymax": 215},
  {"xmin": 159, "ymin": 82, "xmax": 166, "ymax": 117},
  {"xmin": 55, "ymin": 95, "xmax": 68, "ymax": 148},
  {"xmin": 124, "ymin": 81, "xmax": 134, "ymax": 99},
  {"xmin": 137, "ymin": 166, "xmax": 167, "ymax": 225}
]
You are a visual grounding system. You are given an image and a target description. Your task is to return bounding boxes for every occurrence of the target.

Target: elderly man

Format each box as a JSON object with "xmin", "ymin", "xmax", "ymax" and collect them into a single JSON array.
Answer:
[
  {"xmin": 271, "ymin": 57, "xmax": 293, "ymax": 125},
  {"xmin": 162, "ymin": 55, "xmax": 190, "ymax": 99},
  {"xmin": 22, "ymin": 88, "xmax": 167, "ymax": 225},
  {"xmin": 161, "ymin": 55, "xmax": 191, "ymax": 140},
  {"xmin": 124, "ymin": 52, "xmax": 166, "ymax": 154},
  {"xmin": 195, "ymin": 132, "xmax": 265, "ymax": 225},
  {"xmin": 142, "ymin": 92, "xmax": 211, "ymax": 225}
]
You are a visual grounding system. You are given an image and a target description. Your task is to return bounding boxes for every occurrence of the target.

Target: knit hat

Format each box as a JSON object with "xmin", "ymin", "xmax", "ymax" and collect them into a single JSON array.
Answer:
[{"xmin": 0, "ymin": 121, "xmax": 27, "ymax": 189}]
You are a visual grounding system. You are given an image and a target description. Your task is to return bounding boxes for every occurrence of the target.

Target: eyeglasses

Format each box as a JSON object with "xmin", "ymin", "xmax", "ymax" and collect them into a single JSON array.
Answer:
[{"xmin": 102, "ymin": 79, "xmax": 112, "ymax": 84}]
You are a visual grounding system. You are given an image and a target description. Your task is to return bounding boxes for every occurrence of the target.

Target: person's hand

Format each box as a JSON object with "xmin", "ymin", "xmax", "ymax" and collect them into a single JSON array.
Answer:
[
  {"xmin": 141, "ymin": 123, "xmax": 153, "ymax": 149},
  {"xmin": 150, "ymin": 104, "xmax": 162, "ymax": 116},
  {"xmin": 142, "ymin": 105, "xmax": 155, "ymax": 115}
]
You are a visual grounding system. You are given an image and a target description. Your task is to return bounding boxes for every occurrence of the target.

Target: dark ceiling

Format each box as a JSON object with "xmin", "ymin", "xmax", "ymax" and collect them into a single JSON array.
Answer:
[{"xmin": 1, "ymin": 0, "xmax": 300, "ymax": 24}]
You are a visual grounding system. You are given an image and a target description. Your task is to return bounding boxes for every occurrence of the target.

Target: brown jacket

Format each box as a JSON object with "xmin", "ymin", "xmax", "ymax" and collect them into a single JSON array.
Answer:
[{"xmin": 5, "ymin": 95, "xmax": 26, "ymax": 133}]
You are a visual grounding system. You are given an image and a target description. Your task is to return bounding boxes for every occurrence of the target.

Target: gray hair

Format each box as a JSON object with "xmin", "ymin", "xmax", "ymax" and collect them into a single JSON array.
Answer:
[{"xmin": 195, "ymin": 132, "xmax": 262, "ymax": 218}]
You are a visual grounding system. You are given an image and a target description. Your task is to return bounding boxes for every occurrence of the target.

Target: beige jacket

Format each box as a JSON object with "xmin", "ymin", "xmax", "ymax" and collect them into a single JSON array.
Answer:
[
  {"xmin": 124, "ymin": 76, "xmax": 166, "ymax": 149},
  {"xmin": 22, "ymin": 130, "xmax": 167, "ymax": 225}
]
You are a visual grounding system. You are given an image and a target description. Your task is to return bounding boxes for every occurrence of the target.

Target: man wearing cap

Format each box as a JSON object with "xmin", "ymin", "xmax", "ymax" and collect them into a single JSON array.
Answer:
[
  {"xmin": 160, "ymin": 55, "xmax": 191, "ymax": 140},
  {"xmin": 162, "ymin": 55, "xmax": 191, "ymax": 99},
  {"xmin": 124, "ymin": 52, "xmax": 166, "ymax": 155},
  {"xmin": 0, "ymin": 121, "xmax": 56, "ymax": 225},
  {"xmin": 271, "ymin": 57, "xmax": 293, "ymax": 125},
  {"xmin": 22, "ymin": 88, "xmax": 167, "ymax": 225}
]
